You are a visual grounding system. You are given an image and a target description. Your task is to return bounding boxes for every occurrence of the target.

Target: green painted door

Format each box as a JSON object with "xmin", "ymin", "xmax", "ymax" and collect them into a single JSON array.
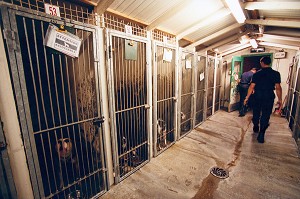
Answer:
[{"xmin": 228, "ymin": 56, "xmax": 243, "ymax": 112}]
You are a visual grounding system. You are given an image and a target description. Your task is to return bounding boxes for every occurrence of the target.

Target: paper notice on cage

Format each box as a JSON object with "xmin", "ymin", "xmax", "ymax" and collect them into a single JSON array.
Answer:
[
  {"xmin": 186, "ymin": 59, "xmax": 192, "ymax": 69},
  {"xmin": 200, "ymin": 72, "xmax": 204, "ymax": 81},
  {"xmin": 44, "ymin": 24, "xmax": 81, "ymax": 58},
  {"xmin": 125, "ymin": 25, "xmax": 133, "ymax": 35},
  {"xmin": 163, "ymin": 48, "xmax": 173, "ymax": 62}
]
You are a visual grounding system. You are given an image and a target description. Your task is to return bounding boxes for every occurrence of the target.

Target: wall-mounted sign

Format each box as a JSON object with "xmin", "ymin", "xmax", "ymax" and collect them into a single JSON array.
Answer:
[
  {"xmin": 44, "ymin": 24, "xmax": 82, "ymax": 58},
  {"xmin": 250, "ymin": 47, "xmax": 265, "ymax": 53},
  {"xmin": 125, "ymin": 39, "xmax": 137, "ymax": 60},
  {"xmin": 44, "ymin": 3, "xmax": 60, "ymax": 17},
  {"xmin": 274, "ymin": 51, "xmax": 286, "ymax": 59}
]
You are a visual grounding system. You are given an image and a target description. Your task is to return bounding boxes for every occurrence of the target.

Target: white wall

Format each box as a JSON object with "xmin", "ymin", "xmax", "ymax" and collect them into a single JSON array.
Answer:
[{"xmin": 222, "ymin": 47, "xmax": 297, "ymax": 107}]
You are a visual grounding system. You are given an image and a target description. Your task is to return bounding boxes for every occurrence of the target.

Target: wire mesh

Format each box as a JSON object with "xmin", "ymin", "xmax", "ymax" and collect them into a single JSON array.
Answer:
[
  {"xmin": 103, "ymin": 12, "xmax": 147, "ymax": 37},
  {"xmin": 1, "ymin": 0, "xmax": 96, "ymax": 25},
  {"xmin": 152, "ymin": 29, "xmax": 176, "ymax": 44}
]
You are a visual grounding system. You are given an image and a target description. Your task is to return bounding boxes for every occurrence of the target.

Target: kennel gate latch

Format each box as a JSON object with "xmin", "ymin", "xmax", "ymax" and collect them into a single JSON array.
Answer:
[{"xmin": 93, "ymin": 117, "xmax": 105, "ymax": 127}]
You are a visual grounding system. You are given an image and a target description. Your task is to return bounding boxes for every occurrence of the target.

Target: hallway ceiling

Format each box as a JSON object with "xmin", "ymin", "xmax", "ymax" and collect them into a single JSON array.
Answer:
[{"xmin": 82, "ymin": 0, "xmax": 300, "ymax": 56}]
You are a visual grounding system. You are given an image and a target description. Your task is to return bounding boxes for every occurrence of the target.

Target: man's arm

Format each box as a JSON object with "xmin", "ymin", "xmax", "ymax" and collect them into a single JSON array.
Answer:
[
  {"xmin": 275, "ymin": 83, "xmax": 282, "ymax": 106},
  {"xmin": 244, "ymin": 83, "xmax": 255, "ymax": 105}
]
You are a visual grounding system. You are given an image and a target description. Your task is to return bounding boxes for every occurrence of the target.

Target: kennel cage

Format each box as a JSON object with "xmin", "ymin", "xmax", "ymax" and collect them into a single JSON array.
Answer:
[
  {"xmin": 206, "ymin": 56, "xmax": 216, "ymax": 118},
  {"xmin": 178, "ymin": 49, "xmax": 195, "ymax": 138},
  {"xmin": 106, "ymin": 29, "xmax": 151, "ymax": 183},
  {"xmin": 195, "ymin": 55, "xmax": 207, "ymax": 126},
  {"xmin": 0, "ymin": 5, "xmax": 108, "ymax": 198},
  {"xmin": 286, "ymin": 55, "xmax": 300, "ymax": 144},
  {"xmin": 152, "ymin": 40, "xmax": 177, "ymax": 157}
]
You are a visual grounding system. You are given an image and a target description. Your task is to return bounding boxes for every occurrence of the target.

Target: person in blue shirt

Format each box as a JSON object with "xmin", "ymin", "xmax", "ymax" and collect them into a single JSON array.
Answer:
[
  {"xmin": 244, "ymin": 57, "xmax": 282, "ymax": 143},
  {"xmin": 238, "ymin": 67, "xmax": 257, "ymax": 116}
]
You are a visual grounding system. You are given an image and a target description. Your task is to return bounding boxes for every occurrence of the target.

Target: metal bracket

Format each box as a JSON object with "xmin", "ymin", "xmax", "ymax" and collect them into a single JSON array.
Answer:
[
  {"xmin": 93, "ymin": 116, "xmax": 105, "ymax": 127},
  {"xmin": 145, "ymin": 104, "xmax": 151, "ymax": 109}
]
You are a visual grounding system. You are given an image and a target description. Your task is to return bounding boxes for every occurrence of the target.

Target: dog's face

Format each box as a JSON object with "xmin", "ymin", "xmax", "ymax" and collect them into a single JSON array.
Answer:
[
  {"xmin": 56, "ymin": 138, "xmax": 73, "ymax": 159},
  {"xmin": 157, "ymin": 119, "xmax": 166, "ymax": 134}
]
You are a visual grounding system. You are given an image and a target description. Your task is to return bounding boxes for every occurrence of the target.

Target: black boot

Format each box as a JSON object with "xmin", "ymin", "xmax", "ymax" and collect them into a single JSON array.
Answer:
[
  {"xmin": 257, "ymin": 125, "xmax": 268, "ymax": 143},
  {"xmin": 253, "ymin": 125, "xmax": 259, "ymax": 133},
  {"xmin": 257, "ymin": 131, "xmax": 265, "ymax": 143}
]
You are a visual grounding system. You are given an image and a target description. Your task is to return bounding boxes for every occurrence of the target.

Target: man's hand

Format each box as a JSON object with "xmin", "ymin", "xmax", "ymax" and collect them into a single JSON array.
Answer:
[{"xmin": 244, "ymin": 97, "xmax": 248, "ymax": 105}]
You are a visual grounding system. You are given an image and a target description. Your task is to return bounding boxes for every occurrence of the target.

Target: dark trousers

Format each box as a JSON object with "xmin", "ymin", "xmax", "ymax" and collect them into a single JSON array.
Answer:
[
  {"xmin": 239, "ymin": 85, "xmax": 249, "ymax": 114},
  {"xmin": 252, "ymin": 91, "xmax": 275, "ymax": 130}
]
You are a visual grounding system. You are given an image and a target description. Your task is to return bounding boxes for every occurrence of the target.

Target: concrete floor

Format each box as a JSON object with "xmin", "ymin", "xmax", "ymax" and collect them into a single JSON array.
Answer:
[{"xmin": 101, "ymin": 110, "xmax": 300, "ymax": 199}]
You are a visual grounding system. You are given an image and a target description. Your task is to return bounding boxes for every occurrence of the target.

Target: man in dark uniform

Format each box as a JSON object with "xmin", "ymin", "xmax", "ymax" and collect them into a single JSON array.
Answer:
[
  {"xmin": 244, "ymin": 56, "xmax": 282, "ymax": 143},
  {"xmin": 238, "ymin": 67, "xmax": 257, "ymax": 116}
]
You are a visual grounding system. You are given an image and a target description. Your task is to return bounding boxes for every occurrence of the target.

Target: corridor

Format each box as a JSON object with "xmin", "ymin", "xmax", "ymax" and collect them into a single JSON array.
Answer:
[{"xmin": 101, "ymin": 110, "xmax": 300, "ymax": 199}]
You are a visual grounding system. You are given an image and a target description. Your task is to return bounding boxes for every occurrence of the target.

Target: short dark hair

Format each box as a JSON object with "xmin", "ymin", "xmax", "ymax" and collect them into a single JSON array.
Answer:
[{"xmin": 260, "ymin": 56, "xmax": 271, "ymax": 65}]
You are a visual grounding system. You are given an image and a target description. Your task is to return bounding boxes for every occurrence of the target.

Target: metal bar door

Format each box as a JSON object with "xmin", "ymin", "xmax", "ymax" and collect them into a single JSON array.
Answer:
[
  {"xmin": 206, "ymin": 56, "xmax": 216, "ymax": 118},
  {"xmin": 153, "ymin": 42, "xmax": 177, "ymax": 156},
  {"xmin": 195, "ymin": 55, "xmax": 206, "ymax": 127},
  {"xmin": 1, "ymin": 7, "xmax": 108, "ymax": 198},
  {"xmin": 178, "ymin": 49, "xmax": 195, "ymax": 138},
  {"xmin": 107, "ymin": 30, "xmax": 150, "ymax": 183},
  {"xmin": 215, "ymin": 58, "xmax": 222, "ymax": 112}
]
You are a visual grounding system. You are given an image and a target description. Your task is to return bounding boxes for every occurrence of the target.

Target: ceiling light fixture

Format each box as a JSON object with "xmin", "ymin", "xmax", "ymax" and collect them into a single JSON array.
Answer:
[
  {"xmin": 250, "ymin": 39, "xmax": 258, "ymax": 48},
  {"xmin": 224, "ymin": 0, "xmax": 246, "ymax": 23}
]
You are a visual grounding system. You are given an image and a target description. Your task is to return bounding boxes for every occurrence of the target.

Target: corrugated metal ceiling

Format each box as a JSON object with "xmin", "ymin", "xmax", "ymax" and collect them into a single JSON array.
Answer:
[{"xmin": 84, "ymin": 0, "xmax": 300, "ymax": 54}]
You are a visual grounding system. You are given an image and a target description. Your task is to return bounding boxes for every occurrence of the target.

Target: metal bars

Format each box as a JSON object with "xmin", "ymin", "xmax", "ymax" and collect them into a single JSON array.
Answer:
[
  {"xmin": 2, "ymin": 8, "xmax": 107, "ymax": 198},
  {"xmin": 153, "ymin": 44, "xmax": 176, "ymax": 156},
  {"xmin": 195, "ymin": 55, "xmax": 206, "ymax": 126},
  {"xmin": 206, "ymin": 57, "xmax": 215, "ymax": 118},
  {"xmin": 108, "ymin": 34, "xmax": 149, "ymax": 182},
  {"xmin": 179, "ymin": 50, "xmax": 194, "ymax": 138},
  {"xmin": 215, "ymin": 59, "xmax": 222, "ymax": 112}
]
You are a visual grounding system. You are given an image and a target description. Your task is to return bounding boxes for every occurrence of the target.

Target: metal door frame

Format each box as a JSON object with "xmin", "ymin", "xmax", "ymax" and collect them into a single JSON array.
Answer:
[
  {"xmin": 178, "ymin": 48, "xmax": 196, "ymax": 139},
  {"xmin": 152, "ymin": 40, "xmax": 178, "ymax": 156},
  {"xmin": 1, "ymin": 5, "xmax": 108, "ymax": 198},
  {"xmin": 194, "ymin": 53, "xmax": 207, "ymax": 127},
  {"xmin": 291, "ymin": 57, "xmax": 300, "ymax": 140},
  {"xmin": 214, "ymin": 56, "xmax": 222, "ymax": 113},
  {"xmin": 106, "ymin": 29, "xmax": 151, "ymax": 183}
]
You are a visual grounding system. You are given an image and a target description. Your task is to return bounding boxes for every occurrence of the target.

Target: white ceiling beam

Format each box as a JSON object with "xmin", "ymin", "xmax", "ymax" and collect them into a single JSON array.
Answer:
[
  {"xmin": 177, "ymin": 8, "xmax": 231, "ymax": 40},
  {"xmin": 95, "ymin": 0, "xmax": 115, "ymax": 15},
  {"xmin": 244, "ymin": 2, "xmax": 300, "ymax": 10},
  {"xmin": 258, "ymin": 42, "xmax": 300, "ymax": 50},
  {"xmin": 257, "ymin": 34, "xmax": 300, "ymax": 43},
  {"xmin": 220, "ymin": 43, "xmax": 251, "ymax": 57},
  {"xmin": 197, "ymin": 34, "xmax": 240, "ymax": 53},
  {"xmin": 186, "ymin": 23, "xmax": 243, "ymax": 49},
  {"xmin": 146, "ymin": 0, "xmax": 193, "ymax": 31},
  {"xmin": 246, "ymin": 19, "xmax": 300, "ymax": 29},
  {"xmin": 257, "ymin": 37, "xmax": 300, "ymax": 47}
]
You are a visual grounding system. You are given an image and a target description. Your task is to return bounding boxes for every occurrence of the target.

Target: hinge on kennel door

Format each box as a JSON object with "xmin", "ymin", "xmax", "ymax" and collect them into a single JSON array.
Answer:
[
  {"xmin": 93, "ymin": 116, "xmax": 105, "ymax": 127},
  {"xmin": 108, "ymin": 45, "xmax": 112, "ymax": 59}
]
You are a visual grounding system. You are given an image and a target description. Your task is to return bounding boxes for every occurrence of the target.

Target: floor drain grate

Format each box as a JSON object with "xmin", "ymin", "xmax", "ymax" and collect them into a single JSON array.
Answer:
[{"xmin": 210, "ymin": 167, "xmax": 229, "ymax": 179}]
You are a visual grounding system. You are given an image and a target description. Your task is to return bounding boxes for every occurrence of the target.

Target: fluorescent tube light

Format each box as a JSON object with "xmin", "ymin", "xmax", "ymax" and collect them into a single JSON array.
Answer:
[
  {"xmin": 250, "ymin": 39, "xmax": 258, "ymax": 48},
  {"xmin": 225, "ymin": 0, "xmax": 246, "ymax": 23}
]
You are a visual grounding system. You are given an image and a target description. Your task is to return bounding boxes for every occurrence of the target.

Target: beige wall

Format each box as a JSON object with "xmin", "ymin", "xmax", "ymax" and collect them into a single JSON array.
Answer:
[{"xmin": 222, "ymin": 47, "xmax": 297, "ymax": 107}]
